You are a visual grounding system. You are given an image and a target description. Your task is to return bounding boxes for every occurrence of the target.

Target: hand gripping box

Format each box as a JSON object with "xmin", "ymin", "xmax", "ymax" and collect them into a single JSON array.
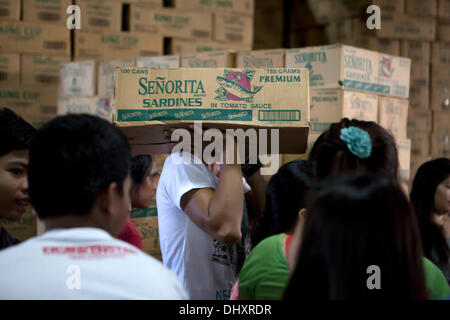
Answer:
[{"xmin": 114, "ymin": 68, "xmax": 310, "ymax": 155}]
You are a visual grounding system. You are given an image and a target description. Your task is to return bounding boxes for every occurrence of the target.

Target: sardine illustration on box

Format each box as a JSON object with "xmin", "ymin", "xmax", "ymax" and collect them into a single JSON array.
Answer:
[{"xmin": 215, "ymin": 70, "xmax": 263, "ymax": 103}]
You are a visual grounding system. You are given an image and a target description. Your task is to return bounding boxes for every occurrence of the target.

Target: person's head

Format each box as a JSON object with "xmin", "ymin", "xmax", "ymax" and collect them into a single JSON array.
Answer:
[
  {"xmin": 284, "ymin": 173, "xmax": 428, "ymax": 300},
  {"xmin": 28, "ymin": 114, "xmax": 131, "ymax": 236},
  {"xmin": 130, "ymin": 154, "xmax": 158, "ymax": 209},
  {"xmin": 0, "ymin": 108, "xmax": 36, "ymax": 222},
  {"xmin": 309, "ymin": 118, "xmax": 399, "ymax": 183},
  {"xmin": 251, "ymin": 160, "xmax": 313, "ymax": 248},
  {"xmin": 410, "ymin": 158, "xmax": 450, "ymax": 266}
]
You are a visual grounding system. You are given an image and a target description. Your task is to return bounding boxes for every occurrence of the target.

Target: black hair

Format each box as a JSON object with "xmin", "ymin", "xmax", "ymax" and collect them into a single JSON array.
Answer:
[
  {"xmin": 130, "ymin": 155, "xmax": 153, "ymax": 186},
  {"xmin": 28, "ymin": 114, "xmax": 131, "ymax": 219},
  {"xmin": 410, "ymin": 158, "xmax": 450, "ymax": 266},
  {"xmin": 284, "ymin": 173, "xmax": 428, "ymax": 300},
  {"xmin": 309, "ymin": 118, "xmax": 399, "ymax": 183},
  {"xmin": 0, "ymin": 108, "xmax": 36, "ymax": 157},
  {"xmin": 251, "ymin": 160, "xmax": 313, "ymax": 248}
]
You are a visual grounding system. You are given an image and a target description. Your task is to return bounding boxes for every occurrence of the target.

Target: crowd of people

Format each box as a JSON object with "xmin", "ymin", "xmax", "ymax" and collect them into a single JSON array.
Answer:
[{"xmin": 0, "ymin": 108, "xmax": 449, "ymax": 300}]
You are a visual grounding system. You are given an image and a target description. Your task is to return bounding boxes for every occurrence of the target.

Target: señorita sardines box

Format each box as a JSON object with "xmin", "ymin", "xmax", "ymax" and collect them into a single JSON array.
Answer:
[{"xmin": 114, "ymin": 67, "xmax": 310, "ymax": 154}]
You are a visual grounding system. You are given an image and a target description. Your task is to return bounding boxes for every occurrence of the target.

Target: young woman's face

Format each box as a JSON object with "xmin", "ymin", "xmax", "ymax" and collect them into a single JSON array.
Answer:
[
  {"xmin": 0, "ymin": 150, "xmax": 30, "ymax": 222},
  {"xmin": 131, "ymin": 160, "xmax": 159, "ymax": 209},
  {"xmin": 434, "ymin": 175, "xmax": 450, "ymax": 216}
]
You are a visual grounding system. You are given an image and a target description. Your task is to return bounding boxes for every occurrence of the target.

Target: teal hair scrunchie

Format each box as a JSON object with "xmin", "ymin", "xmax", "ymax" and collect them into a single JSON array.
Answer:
[{"xmin": 340, "ymin": 126, "xmax": 372, "ymax": 159}]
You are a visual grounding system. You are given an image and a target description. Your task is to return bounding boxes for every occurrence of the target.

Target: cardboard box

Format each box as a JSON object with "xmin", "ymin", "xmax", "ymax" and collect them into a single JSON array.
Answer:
[
  {"xmin": 378, "ymin": 97, "xmax": 409, "ymax": 139},
  {"xmin": 400, "ymin": 41, "xmax": 431, "ymax": 63},
  {"xmin": 0, "ymin": 53, "xmax": 20, "ymax": 84},
  {"xmin": 98, "ymin": 58, "xmax": 135, "ymax": 98},
  {"xmin": 114, "ymin": 67, "xmax": 310, "ymax": 154},
  {"xmin": 431, "ymin": 133, "xmax": 450, "ymax": 157},
  {"xmin": 0, "ymin": 85, "xmax": 58, "ymax": 128},
  {"xmin": 405, "ymin": 0, "xmax": 437, "ymax": 16},
  {"xmin": 59, "ymin": 61, "xmax": 96, "ymax": 97},
  {"xmin": 376, "ymin": 14, "xmax": 436, "ymax": 40},
  {"xmin": 409, "ymin": 131, "xmax": 430, "ymax": 156},
  {"xmin": 181, "ymin": 50, "xmax": 235, "ymax": 68},
  {"xmin": 407, "ymin": 110, "xmax": 432, "ymax": 133},
  {"xmin": 310, "ymin": 89, "xmax": 378, "ymax": 134},
  {"xmin": 0, "ymin": 20, "xmax": 70, "ymax": 56},
  {"xmin": 438, "ymin": 0, "xmax": 450, "ymax": 19},
  {"xmin": 136, "ymin": 55, "xmax": 180, "ymax": 68},
  {"xmin": 397, "ymin": 138, "xmax": 411, "ymax": 181},
  {"xmin": 373, "ymin": 0, "xmax": 405, "ymax": 14},
  {"xmin": 213, "ymin": 13, "xmax": 254, "ymax": 46},
  {"xmin": 436, "ymin": 20, "xmax": 450, "ymax": 42},
  {"xmin": 432, "ymin": 42, "xmax": 450, "ymax": 65},
  {"xmin": 0, "ymin": 0, "xmax": 20, "ymax": 20},
  {"xmin": 409, "ymin": 62, "xmax": 430, "ymax": 110},
  {"xmin": 2, "ymin": 207, "xmax": 37, "ymax": 242},
  {"xmin": 58, "ymin": 96, "xmax": 113, "ymax": 122},
  {"xmin": 21, "ymin": 55, "xmax": 70, "ymax": 86},
  {"xmin": 74, "ymin": 31, "xmax": 164, "ymax": 61},
  {"xmin": 130, "ymin": 5, "xmax": 212, "ymax": 40},
  {"xmin": 130, "ymin": 207, "xmax": 161, "ymax": 260},
  {"xmin": 366, "ymin": 38, "xmax": 401, "ymax": 56},
  {"xmin": 253, "ymin": 2, "xmax": 284, "ymax": 49},
  {"xmin": 170, "ymin": 38, "xmax": 252, "ymax": 55},
  {"xmin": 430, "ymin": 65, "xmax": 450, "ymax": 111},
  {"xmin": 236, "ymin": 50, "xmax": 285, "ymax": 68},
  {"xmin": 433, "ymin": 110, "xmax": 450, "ymax": 134},
  {"xmin": 78, "ymin": 0, "xmax": 122, "ymax": 32},
  {"xmin": 174, "ymin": 0, "xmax": 254, "ymax": 16},
  {"xmin": 22, "ymin": 0, "xmax": 72, "ymax": 24},
  {"xmin": 285, "ymin": 44, "xmax": 411, "ymax": 98}
]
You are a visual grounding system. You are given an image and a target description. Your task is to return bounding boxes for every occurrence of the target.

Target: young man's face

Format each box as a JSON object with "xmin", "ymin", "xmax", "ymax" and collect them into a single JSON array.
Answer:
[{"xmin": 0, "ymin": 150, "xmax": 30, "ymax": 221}]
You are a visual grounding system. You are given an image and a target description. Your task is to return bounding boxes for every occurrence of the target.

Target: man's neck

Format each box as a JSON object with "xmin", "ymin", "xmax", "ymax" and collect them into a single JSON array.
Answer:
[{"xmin": 44, "ymin": 214, "xmax": 103, "ymax": 232}]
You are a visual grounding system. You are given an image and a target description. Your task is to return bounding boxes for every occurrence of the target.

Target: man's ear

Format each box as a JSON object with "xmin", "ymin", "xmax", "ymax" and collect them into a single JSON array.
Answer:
[
  {"xmin": 298, "ymin": 208, "xmax": 307, "ymax": 220},
  {"xmin": 98, "ymin": 182, "xmax": 119, "ymax": 217}
]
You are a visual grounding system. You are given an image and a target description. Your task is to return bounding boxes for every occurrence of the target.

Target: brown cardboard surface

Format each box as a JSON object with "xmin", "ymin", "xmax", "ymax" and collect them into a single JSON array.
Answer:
[
  {"xmin": 98, "ymin": 58, "xmax": 135, "ymax": 98},
  {"xmin": 430, "ymin": 65, "xmax": 450, "ymax": 111},
  {"xmin": 21, "ymin": 55, "xmax": 70, "ymax": 86},
  {"xmin": 0, "ymin": 53, "xmax": 20, "ymax": 84},
  {"xmin": 431, "ymin": 133, "xmax": 450, "ymax": 157},
  {"xmin": 438, "ymin": 0, "xmax": 450, "ymax": 19},
  {"xmin": 0, "ymin": 20, "xmax": 71, "ymax": 56},
  {"xmin": 410, "ymin": 131, "xmax": 431, "ymax": 156},
  {"xmin": 2, "ymin": 207, "xmax": 37, "ymax": 242},
  {"xmin": 170, "ymin": 38, "xmax": 252, "ymax": 55},
  {"xmin": 378, "ymin": 96, "xmax": 409, "ymax": 140},
  {"xmin": 409, "ymin": 62, "xmax": 430, "ymax": 110},
  {"xmin": 22, "ymin": 0, "xmax": 72, "ymax": 24},
  {"xmin": 0, "ymin": 85, "xmax": 58, "ymax": 128},
  {"xmin": 410, "ymin": 155, "xmax": 432, "ymax": 182},
  {"xmin": 397, "ymin": 138, "xmax": 411, "ymax": 181},
  {"xmin": 436, "ymin": 21, "xmax": 450, "ymax": 42},
  {"xmin": 78, "ymin": 0, "xmax": 122, "ymax": 32},
  {"xmin": 405, "ymin": 0, "xmax": 437, "ymax": 16},
  {"xmin": 376, "ymin": 14, "xmax": 436, "ymax": 40},
  {"xmin": 59, "ymin": 60, "xmax": 97, "ymax": 97},
  {"xmin": 181, "ymin": 50, "xmax": 235, "ymax": 68},
  {"xmin": 114, "ymin": 67, "xmax": 310, "ymax": 154},
  {"xmin": 130, "ymin": 5, "xmax": 213, "ymax": 40},
  {"xmin": 432, "ymin": 42, "xmax": 450, "ymax": 65},
  {"xmin": 74, "ymin": 31, "xmax": 164, "ymax": 61},
  {"xmin": 213, "ymin": 13, "xmax": 254, "ymax": 46},
  {"xmin": 0, "ymin": 0, "xmax": 20, "ymax": 20},
  {"xmin": 136, "ymin": 56, "xmax": 180, "ymax": 68},
  {"xmin": 58, "ymin": 96, "xmax": 113, "ymax": 122},
  {"xmin": 174, "ymin": 0, "xmax": 254, "ymax": 16},
  {"xmin": 407, "ymin": 109, "xmax": 432, "ymax": 133},
  {"xmin": 236, "ymin": 49, "xmax": 285, "ymax": 68},
  {"xmin": 433, "ymin": 110, "xmax": 450, "ymax": 134},
  {"xmin": 310, "ymin": 89, "xmax": 378, "ymax": 134},
  {"xmin": 400, "ymin": 41, "xmax": 431, "ymax": 63}
]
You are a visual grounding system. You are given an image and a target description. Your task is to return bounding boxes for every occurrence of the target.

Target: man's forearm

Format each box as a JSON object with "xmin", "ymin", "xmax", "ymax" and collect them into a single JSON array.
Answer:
[{"xmin": 207, "ymin": 164, "xmax": 244, "ymax": 240}]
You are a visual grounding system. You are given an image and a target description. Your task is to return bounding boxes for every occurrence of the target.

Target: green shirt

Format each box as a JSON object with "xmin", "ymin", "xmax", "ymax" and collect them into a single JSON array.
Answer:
[
  {"xmin": 238, "ymin": 234, "xmax": 450, "ymax": 300},
  {"xmin": 239, "ymin": 233, "xmax": 289, "ymax": 300}
]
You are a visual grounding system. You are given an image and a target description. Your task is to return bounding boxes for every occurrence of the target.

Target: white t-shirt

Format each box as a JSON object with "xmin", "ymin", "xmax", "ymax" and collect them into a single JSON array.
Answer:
[
  {"xmin": 0, "ymin": 228, "xmax": 187, "ymax": 300},
  {"xmin": 156, "ymin": 152, "xmax": 251, "ymax": 300}
]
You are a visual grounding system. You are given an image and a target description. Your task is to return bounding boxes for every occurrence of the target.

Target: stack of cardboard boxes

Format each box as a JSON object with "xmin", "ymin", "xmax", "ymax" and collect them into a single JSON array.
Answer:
[
  {"xmin": 0, "ymin": 0, "xmax": 71, "ymax": 128},
  {"xmin": 285, "ymin": 0, "xmax": 450, "ymax": 188}
]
